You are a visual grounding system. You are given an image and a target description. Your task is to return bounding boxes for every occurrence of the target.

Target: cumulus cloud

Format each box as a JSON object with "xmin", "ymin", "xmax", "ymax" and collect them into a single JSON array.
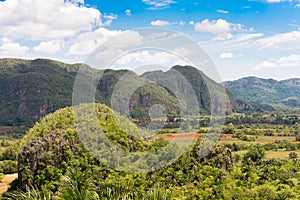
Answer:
[
  {"xmin": 115, "ymin": 50, "xmax": 188, "ymax": 66},
  {"xmin": 67, "ymin": 28, "xmax": 124, "ymax": 56},
  {"xmin": 0, "ymin": 0, "xmax": 105, "ymax": 40},
  {"xmin": 142, "ymin": 0, "xmax": 176, "ymax": 10},
  {"xmin": 194, "ymin": 19, "xmax": 243, "ymax": 40},
  {"xmin": 151, "ymin": 20, "xmax": 170, "ymax": 26},
  {"xmin": 34, "ymin": 40, "xmax": 63, "ymax": 54},
  {"xmin": 125, "ymin": 9, "xmax": 132, "ymax": 16},
  {"xmin": 252, "ymin": 54, "xmax": 300, "ymax": 70},
  {"xmin": 0, "ymin": 37, "xmax": 29, "ymax": 55}
]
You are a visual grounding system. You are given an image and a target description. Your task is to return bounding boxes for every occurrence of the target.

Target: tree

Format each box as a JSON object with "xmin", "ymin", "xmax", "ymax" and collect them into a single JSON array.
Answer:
[
  {"xmin": 222, "ymin": 123, "xmax": 235, "ymax": 134},
  {"xmin": 289, "ymin": 152, "xmax": 298, "ymax": 159},
  {"xmin": 243, "ymin": 146, "xmax": 265, "ymax": 164}
]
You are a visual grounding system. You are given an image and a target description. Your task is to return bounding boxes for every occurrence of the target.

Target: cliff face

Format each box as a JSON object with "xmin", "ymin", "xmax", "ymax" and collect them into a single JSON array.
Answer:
[
  {"xmin": 18, "ymin": 131, "xmax": 83, "ymax": 188},
  {"xmin": 142, "ymin": 65, "xmax": 236, "ymax": 114}
]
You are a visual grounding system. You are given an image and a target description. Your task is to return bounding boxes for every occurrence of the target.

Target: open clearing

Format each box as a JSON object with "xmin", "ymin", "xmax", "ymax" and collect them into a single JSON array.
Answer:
[{"xmin": 0, "ymin": 173, "xmax": 18, "ymax": 196}]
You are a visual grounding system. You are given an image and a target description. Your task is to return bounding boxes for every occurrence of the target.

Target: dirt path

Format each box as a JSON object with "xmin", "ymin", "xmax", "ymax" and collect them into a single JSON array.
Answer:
[{"xmin": 0, "ymin": 173, "xmax": 18, "ymax": 196}]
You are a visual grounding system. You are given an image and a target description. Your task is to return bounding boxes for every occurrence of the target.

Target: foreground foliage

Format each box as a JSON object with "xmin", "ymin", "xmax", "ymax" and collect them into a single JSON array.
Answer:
[{"xmin": 1, "ymin": 103, "xmax": 300, "ymax": 199}]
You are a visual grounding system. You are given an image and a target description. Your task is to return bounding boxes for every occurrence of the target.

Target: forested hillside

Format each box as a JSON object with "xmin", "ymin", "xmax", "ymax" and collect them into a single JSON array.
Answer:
[
  {"xmin": 0, "ymin": 58, "xmax": 278, "ymax": 128},
  {"xmin": 0, "ymin": 59, "xmax": 178, "ymax": 126}
]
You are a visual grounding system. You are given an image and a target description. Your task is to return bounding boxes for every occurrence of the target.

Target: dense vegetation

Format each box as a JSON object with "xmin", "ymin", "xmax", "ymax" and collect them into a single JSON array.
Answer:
[{"xmin": 0, "ymin": 104, "xmax": 299, "ymax": 199}]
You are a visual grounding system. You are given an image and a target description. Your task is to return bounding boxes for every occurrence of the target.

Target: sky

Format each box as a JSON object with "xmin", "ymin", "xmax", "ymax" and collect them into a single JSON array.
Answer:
[{"xmin": 0, "ymin": 0, "xmax": 300, "ymax": 81}]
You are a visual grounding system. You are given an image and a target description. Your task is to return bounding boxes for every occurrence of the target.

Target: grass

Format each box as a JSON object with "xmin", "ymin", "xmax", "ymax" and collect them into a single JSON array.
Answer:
[
  {"xmin": 219, "ymin": 135, "xmax": 296, "ymax": 145},
  {"xmin": 265, "ymin": 150, "xmax": 300, "ymax": 159},
  {"xmin": 233, "ymin": 150, "xmax": 300, "ymax": 160},
  {"xmin": 160, "ymin": 131, "xmax": 300, "ymax": 161}
]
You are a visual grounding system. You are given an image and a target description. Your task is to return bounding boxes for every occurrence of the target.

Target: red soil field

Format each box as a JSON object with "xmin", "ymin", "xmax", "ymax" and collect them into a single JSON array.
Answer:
[{"xmin": 162, "ymin": 134, "xmax": 202, "ymax": 140}]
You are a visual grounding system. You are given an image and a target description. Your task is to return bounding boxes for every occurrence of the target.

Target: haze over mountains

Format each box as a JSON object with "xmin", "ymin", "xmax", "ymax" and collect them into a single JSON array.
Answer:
[
  {"xmin": 0, "ymin": 58, "xmax": 298, "ymax": 127},
  {"xmin": 224, "ymin": 77, "xmax": 300, "ymax": 108}
]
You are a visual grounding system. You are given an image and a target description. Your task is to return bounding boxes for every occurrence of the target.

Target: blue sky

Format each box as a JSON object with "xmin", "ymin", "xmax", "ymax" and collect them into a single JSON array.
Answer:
[{"xmin": 0, "ymin": 0, "xmax": 299, "ymax": 81}]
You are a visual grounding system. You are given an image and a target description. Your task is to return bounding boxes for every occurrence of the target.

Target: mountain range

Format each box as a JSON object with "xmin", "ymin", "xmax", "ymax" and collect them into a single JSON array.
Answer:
[{"xmin": 1, "ymin": 58, "xmax": 298, "ymax": 127}]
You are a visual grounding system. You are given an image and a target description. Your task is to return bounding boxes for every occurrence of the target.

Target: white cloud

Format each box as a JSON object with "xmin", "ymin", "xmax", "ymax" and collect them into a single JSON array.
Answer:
[
  {"xmin": 115, "ymin": 50, "xmax": 188, "ymax": 66},
  {"xmin": 219, "ymin": 52, "xmax": 234, "ymax": 59},
  {"xmin": 178, "ymin": 21, "xmax": 185, "ymax": 25},
  {"xmin": 256, "ymin": 29, "xmax": 300, "ymax": 50},
  {"xmin": 252, "ymin": 54, "xmax": 300, "ymax": 70},
  {"xmin": 259, "ymin": 42, "xmax": 278, "ymax": 50},
  {"xmin": 266, "ymin": 0, "xmax": 284, "ymax": 3},
  {"xmin": 142, "ymin": 0, "xmax": 176, "ymax": 10},
  {"xmin": 216, "ymin": 9, "xmax": 229, "ymax": 14},
  {"xmin": 151, "ymin": 20, "xmax": 170, "ymax": 27},
  {"xmin": 0, "ymin": 0, "xmax": 104, "ymax": 40},
  {"xmin": 34, "ymin": 40, "xmax": 63, "ymax": 54},
  {"xmin": 125, "ymin": 9, "xmax": 132, "ymax": 16},
  {"xmin": 257, "ymin": 29, "xmax": 300, "ymax": 44},
  {"xmin": 173, "ymin": 47, "xmax": 194, "ymax": 57},
  {"xmin": 103, "ymin": 13, "xmax": 118, "ymax": 26},
  {"xmin": 67, "ymin": 28, "xmax": 124, "ymax": 56},
  {"xmin": 189, "ymin": 21, "xmax": 195, "ymax": 25},
  {"xmin": 194, "ymin": 19, "xmax": 243, "ymax": 40},
  {"xmin": 0, "ymin": 37, "xmax": 29, "ymax": 55},
  {"xmin": 201, "ymin": 33, "xmax": 264, "ymax": 55}
]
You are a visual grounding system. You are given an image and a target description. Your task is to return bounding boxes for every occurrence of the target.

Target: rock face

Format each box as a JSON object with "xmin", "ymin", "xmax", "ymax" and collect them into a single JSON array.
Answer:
[
  {"xmin": 235, "ymin": 99, "xmax": 275, "ymax": 113},
  {"xmin": 142, "ymin": 65, "xmax": 236, "ymax": 115},
  {"xmin": 16, "ymin": 103, "xmax": 145, "ymax": 191},
  {"xmin": 18, "ymin": 131, "xmax": 82, "ymax": 189}
]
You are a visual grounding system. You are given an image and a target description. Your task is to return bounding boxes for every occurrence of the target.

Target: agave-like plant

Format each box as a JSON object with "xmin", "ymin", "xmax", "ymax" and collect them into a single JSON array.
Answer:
[
  {"xmin": 2, "ymin": 185, "xmax": 53, "ymax": 200},
  {"xmin": 56, "ymin": 168, "xmax": 99, "ymax": 200}
]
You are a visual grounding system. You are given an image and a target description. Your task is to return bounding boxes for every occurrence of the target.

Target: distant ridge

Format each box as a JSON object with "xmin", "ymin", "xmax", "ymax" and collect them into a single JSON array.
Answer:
[{"xmin": 224, "ymin": 76, "xmax": 300, "ymax": 108}]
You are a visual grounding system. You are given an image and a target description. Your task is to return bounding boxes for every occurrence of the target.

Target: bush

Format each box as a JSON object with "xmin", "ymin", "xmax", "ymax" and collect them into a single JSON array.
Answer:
[{"xmin": 0, "ymin": 160, "xmax": 18, "ymax": 174}]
